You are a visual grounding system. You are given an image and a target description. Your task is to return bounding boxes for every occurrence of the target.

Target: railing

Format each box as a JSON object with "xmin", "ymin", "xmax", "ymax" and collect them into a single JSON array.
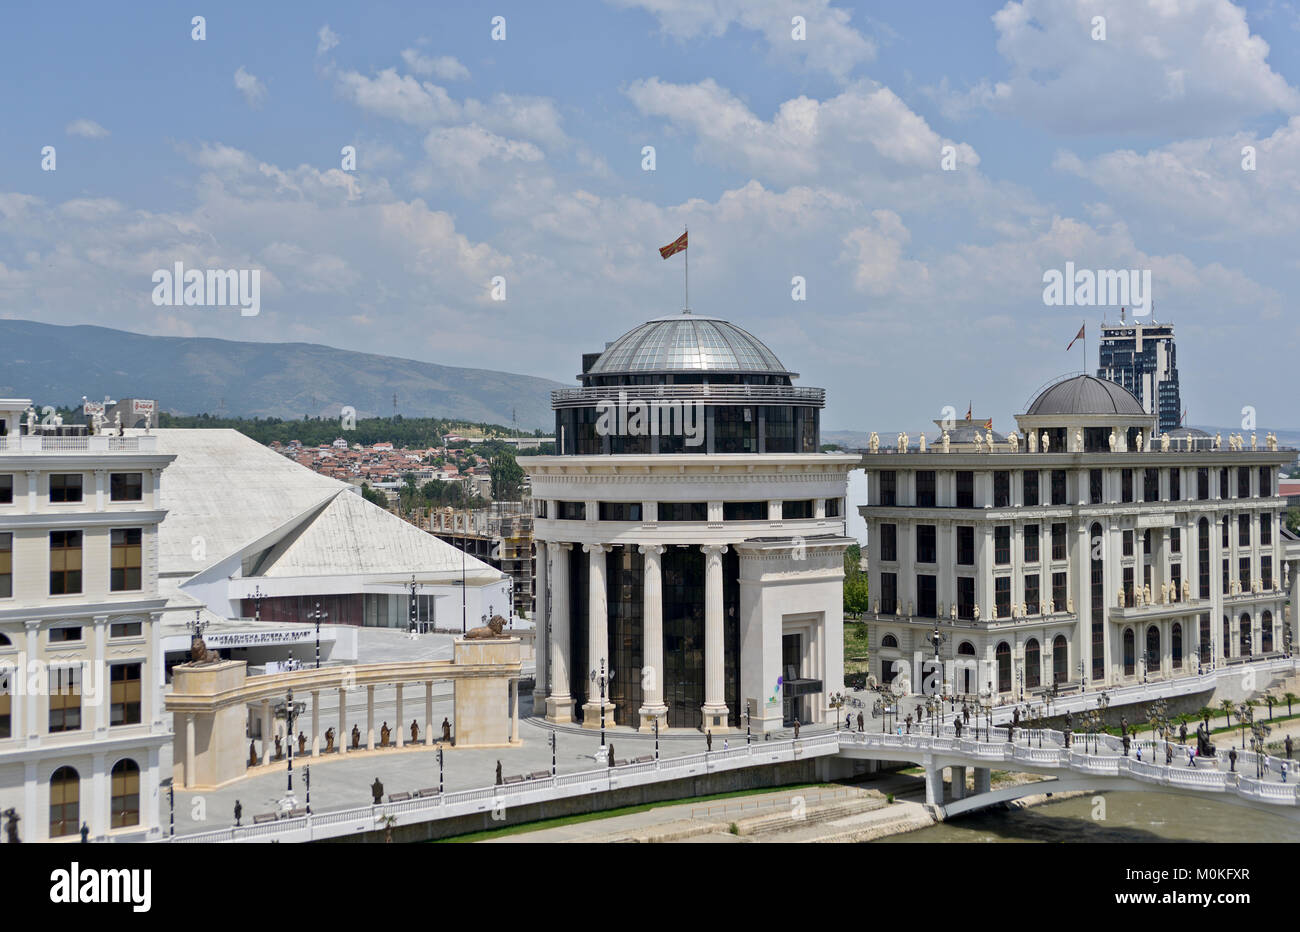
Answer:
[
  {"xmin": 550, "ymin": 384, "xmax": 826, "ymax": 408},
  {"xmin": 1, "ymin": 433, "xmax": 156, "ymax": 454}
]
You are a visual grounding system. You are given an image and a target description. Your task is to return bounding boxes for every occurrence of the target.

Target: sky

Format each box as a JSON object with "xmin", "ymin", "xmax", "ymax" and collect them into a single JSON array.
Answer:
[{"xmin": 2, "ymin": 0, "xmax": 1299, "ymax": 432}]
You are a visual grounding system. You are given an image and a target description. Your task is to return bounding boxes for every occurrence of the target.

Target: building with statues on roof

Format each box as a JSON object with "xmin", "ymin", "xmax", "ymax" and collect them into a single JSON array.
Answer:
[
  {"xmin": 520, "ymin": 311, "xmax": 858, "ymax": 735},
  {"xmin": 858, "ymin": 373, "xmax": 1297, "ymax": 705}
]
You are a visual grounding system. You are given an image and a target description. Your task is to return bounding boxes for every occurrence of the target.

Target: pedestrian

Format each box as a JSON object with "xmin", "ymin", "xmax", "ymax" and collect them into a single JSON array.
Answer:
[
  {"xmin": 1263, "ymin": 756, "xmax": 1270, "ymax": 776},
  {"xmin": 857, "ymin": 711, "xmax": 864, "ymax": 733},
  {"xmin": 846, "ymin": 712, "xmax": 852, "ymax": 730},
  {"xmin": 1136, "ymin": 744, "xmax": 1142, "ymax": 762},
  {"xmin": 1283, "ymin": 762, "xmax": 1289, "ymax": 784},
  {"xmin": 1188, "ymin": 747, "xmax": 1195, "ymax": 768},
  {"xmin": 1165, "ymin": 743, "xmax": 1173, "ymax": 765},
  {"xmin": 723, "ymin": 738, "xmax": 729, "ymax": 750},
  {"xmin": 1229, "ymin": 747, "xmax": 1237, "ymax": 772},
  {"xmin": 1287, "ymin": 735, "xmax": 1294, "ymax": 760}
]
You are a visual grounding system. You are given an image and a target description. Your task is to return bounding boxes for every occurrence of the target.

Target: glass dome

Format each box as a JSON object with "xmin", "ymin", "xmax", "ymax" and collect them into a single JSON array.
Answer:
[{"xmin": 586, "ymin": 312, "xmax": 793, "ymax": 377}]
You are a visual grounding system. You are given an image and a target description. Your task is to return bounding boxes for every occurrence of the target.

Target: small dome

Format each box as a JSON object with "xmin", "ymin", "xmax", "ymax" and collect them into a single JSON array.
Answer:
[
  {"xmin": 1026, "ymin": 375, "xmax": 1144, "ymax": 417},
  {"xmin": 587, "ymin": 312, "xmax": 793, "ymax": 376}
]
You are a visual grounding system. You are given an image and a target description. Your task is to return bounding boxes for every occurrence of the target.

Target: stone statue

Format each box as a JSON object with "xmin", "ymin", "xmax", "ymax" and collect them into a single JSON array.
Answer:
[
  {"xmin": 465, "ymin": 615, "xmax": 508, "ymax": 639},
  {"xmin": 1268, "ymin": 432, "xmax": 1278, "ymax": 451},
  {"xmin": 973, "ymin": 603, "xmax": 980, "ymax": 621},
  {"xmin": 1136, "ymin": 430, "xmax": 1144, "ymax": 452},
  {"xmin": 297, "ymin": 731, "xmax": 306, "ymax": 755},
  {"xmin": 249, "ymin": 741, "xmax": 258, "ymax": 767},
  {"xmin": 1161, "ymin": 432, "xmax": 1170, "ymax": 452},
  {"xmin": 380, "ymin": 722, "xmax": 391, "ymax": 747},
  {"xmin": 1020, "ymin": 601, "xmax": 1028, "ymax": 619},
  {"xmin": 907, "ymin": 600, "xmax": 913, "ymax": 618},
  {"xmin": 950, "ymin": 603, "xmax": 957, "ymax": 620},
  {"xmin": 371, "ymin": 777, "xmax": 384, "ymax": 804},
  {"xmin": 873, "ymin": 599, "xmax": 879, "ymax": 615},
  {"xmin": 1027, "ymin": 431, "xmax": 1037, "ymax": 453},
  {"xmin": 1048, "ymin": 600, "xmax": 1055, "ymax": 614},
  {"xmin": 1040, "ymin": 432, "xmax": 1049, "ymax": 453},
  {"xmin": 274, "ymin": 734, "xmax": 283, "ymax": 760},
  {"xmin": 325, "ymin": 727, "xmax": 335, "ymax": 752},
  {"xmin": 495, "ymin": 760, "xmax": 503, "ymax": 785},
  {"xmin": 1008, "ymin": 431, "xmax": 1018, "ymax": 452},
  {"xmin": 4, "ymin": 808, "xmax": 20, "ymax": 844},
  {"xmin": 941, "ymin": 430, "xmax": 951, "ymax": 453},
  {"xmin": 899, "ymin": 432, "xmax": 909, "ymax": 453},
  {"xmin": 411, "ymin": 720, "xmax": 419, "ymax": 744},
  {"xmin": 188, "ymin": 633, "xmax": 221, "ymax": 665},
  {"xmin": 1108, "ymin": 429, "xmax": 1117, "ymax": 452},
  {"xmin": 1182, "ymin": 579, "xmax": 1190, "ymax": 601},
  {"xmin": 608, "ymin": 741, "xmax": 615, "ymax": 764},
  {"xmin": 974, "ymin": 433, "xmax": 984, "ymax": 453},
  {"xmin": 1135, "ymin": 588, "xmax": 1144, "ymax": 607},
  {"xmin": 1251, "ymin": 432, "xmax": 1258, "ymax": 451},
  {"xmin": 1161, "ymin": 582, "xmax": 1170, "ymax": 604},
  {"xmin": 351, "ymin": 724, "xmax": 361, "ymax": 750},
  {"xmin": 234, "ymin": 800, "xmax": 242, "ymax": 826},
  {"xmin": 919, "ymin": 433, "xmax": 927, "ymax": 453},
  {"xmin": 114, "ymin": 411, "xmax": 123, "ymax": 435},
  {"xmin": 986, "ymin": 429, "xmax": 994, "ymax": 450},
  {"xmin": 869, "ymin": 431, "xmax": 880, "ymax": 453},
  {"xmin": 1144, "ymin": 583, "xmax": 1152, "ymax": 605},
  {"xmin": 1074, "ymin": 428, "xmax": 1083, "ymax": 451},
  {"xmin": 1067, "ymin": 597, "xmax": 1074, "ymax": 613},
  {"xmin": 1214, "ymin": 432, "xmax": 1222, "ymax": 450},
  {"xmin": 1117, "ymin": 587, "xmax": 1125, "ymax": 608},
  {"xmin": 25, "ymin": 407, "xmax": 36, "ymax": 433},
  {"xmin": 441, "ymin": 717, "xmax": 452, "ymax": 744}
]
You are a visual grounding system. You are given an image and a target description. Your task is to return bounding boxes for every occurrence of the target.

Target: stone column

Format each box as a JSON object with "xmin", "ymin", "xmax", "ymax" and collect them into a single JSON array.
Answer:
[
  {"xmin": 546, "ymin": 543, "xmax": 574, "ymax": 722},
  {"xmin": 184, "ymin": 715, "xmax": 195, "ymax": 788},
  {"xmin": 93, "ymin": 615, "xmax": 109, "ymax": 735},
  {"xmin": 511, "ymin": 679, "xmax": 519, "ymax": 742},
  {"xmin": 395, "ymin": 683, "xmax": 405, "ymax": 747},
  {"xmin": 582, "ymin": 543, "xmax": 615, "ymax": 727},
  {"xmin": 337, "ymin": 686, "xmax": 347, "ymax": 755},
  {"xmin": 923, "ymin": 756, "xmax": 943, "ymax": 806},
  {"xmin": 366, "ymin": 685, "xmax": 375, "ymax": 750},
  {"xmin": 260, "ymin": 699, "xmax": 272, "ymax": 764},
  {"xmin": 638, "ymin": 544, "xmax": 669, "ymax": 731},
  {"xmin": 310, "ymin": 690, "xmax": 320, "ymax": 756},
  {"xmin": 701, "ymin": 544, "xmax": 730, "ymax": 730},
  {"xmin": 973, "ymin": 766, "xmax": 992, "ymax": 795},
  {"xmin": 91, "ymin": 751, "xmax": 108, "ymax": 837},
  {"xmin": 424, "ymin": 680, "xmax": 433, "ymax": 746},
  {"xmin": 533, "ymin": 540, "xmax": 549, "ymax": 711},
  {"xmin": 24, "ymin": 621, "xmax": 38, "ymax": 743},
  {"xmin": 1289, "ymin": 559, "xmax": 1300, "ymax": 654},
  {"xmin": 951, "ymin": 765, "xmax": 967, "ymax": 800}
]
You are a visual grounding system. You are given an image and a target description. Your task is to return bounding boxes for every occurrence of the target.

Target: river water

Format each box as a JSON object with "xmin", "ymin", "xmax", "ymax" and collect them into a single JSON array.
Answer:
[{"xmin": 876, "ymin": 791, "xmax": 1300, "ymax": 843}]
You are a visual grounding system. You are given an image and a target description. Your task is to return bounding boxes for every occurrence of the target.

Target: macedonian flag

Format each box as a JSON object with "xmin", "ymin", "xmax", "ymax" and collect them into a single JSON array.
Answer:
[{"xmin": 659, "ymin": 231, "xmax": 688, "ymax": 259}]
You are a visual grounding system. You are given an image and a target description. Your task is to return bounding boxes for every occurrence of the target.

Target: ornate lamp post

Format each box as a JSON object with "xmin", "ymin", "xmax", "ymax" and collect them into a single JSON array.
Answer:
[
  {"xmin": 250, "ymin": 584, "xmax": 265, "ymax": 622},
  {"xmin": 408, "ymin": 574, "xmax": 420, "ymax": 632},
  {"xmin": 590, "ymin": 658, "xmax": 614, "ymax": 748},
  {"xmin": 550, "ymin": 728, "xmax": 557, "ymax": 776},
  {"xmin": 308, "ymin": 602, "xmax": 328, "ymax": 668},
  {"xmin": 277, "ymin": 689, "xmax": 306, "ymax": 800}
]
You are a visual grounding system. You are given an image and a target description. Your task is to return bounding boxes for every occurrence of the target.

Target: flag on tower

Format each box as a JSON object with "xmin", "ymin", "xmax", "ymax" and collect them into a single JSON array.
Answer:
[
  {"xmin": 983, "ymin": 418, "xmax": 993, "ymax": 431},
  {"xmin": 1067, "ymin": 323, "xmax": 1085, "ymax": 352},
  {"xmin": 965, "ymin": 402, "xmax": 972, "ymax": 420},
  {"xmin": 659, "ymin": 231, "xmax": 688, "ymax": 259}
]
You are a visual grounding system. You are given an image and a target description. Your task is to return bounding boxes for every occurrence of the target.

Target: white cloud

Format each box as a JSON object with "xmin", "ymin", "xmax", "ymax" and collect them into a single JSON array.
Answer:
[
  {"xmin": 400, "ymin": 49, "xmax": 469, "ymax": 81},
  {"xmin": 317, "ymin": 24, "xmax": 339, "ymax": 56},
  {"xmin": 933, "ymin": 0, "xmax": 1300, "ymax": 134},
  {"xmin": 418, "ymin": 125, "xmax": 544, "ymax": 190},
  {"xmin": 65, "ymin": 119, "xmax": 109, "ymax": 138},
  {"xmin": 234, "ymin": 67, "xmax": 268, "ymax": 108}
]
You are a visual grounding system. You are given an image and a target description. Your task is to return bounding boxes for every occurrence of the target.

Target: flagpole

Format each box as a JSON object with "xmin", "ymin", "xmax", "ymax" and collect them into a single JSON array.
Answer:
[{"xmin": 684, "ymin": 225, "xmax": 689, "ymax": 311}]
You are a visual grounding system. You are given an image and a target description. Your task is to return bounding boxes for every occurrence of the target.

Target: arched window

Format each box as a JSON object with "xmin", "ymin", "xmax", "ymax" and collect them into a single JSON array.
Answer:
[
  {"xmin": 996, "ymin": 642, "xmax": 1011, "ymax": 694},
  {"xmin": 111, "ymin": 759, "xmax": 140, "ymax": 828},
  {"xmin": 0, "ymin": 633, "xmax": 11, "ymax": 646},
  {"xmin": 1123, "ymin": 628, "xmax": 1135, "ymax": 677},
  {"xmin": 1223, "ymin": 616, "xmax": 1230, "ymax": 657},
  {"xmin": 881, "ymin": 634, "xmax": 898, "ymax": 649},
  {"xmin": 1146, "ymin": 626, "xmax": 1160, "ymax": 676},
  {"xmin": 1025, "ymin": 638, "xmax": 1041, "ymax": 688},
  {"xmin": 49, "ymin": 766, "xmax": 79, "ymax": 838},
  {"xmin": 1240, "ymin": 613, "xmax": 1253, "ymax": 657},
  {"xmin": 1053, "ymin": 635, "xmax": 1067, "ymax": 684},
  {"xmin": 1172, "ymin": 623, "xmax": 1183, "ymax": 669},
  {"xmin": 1262, "ymin": 611, "xmax": 1274, "ymax": 653},
  {"xmin": 957, "ymin": 641, "xmax": 975, "ymax": 694}
]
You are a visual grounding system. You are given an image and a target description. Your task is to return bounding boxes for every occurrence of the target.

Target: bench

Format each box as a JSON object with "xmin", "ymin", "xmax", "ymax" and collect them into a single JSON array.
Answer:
[
  {"xmin": 632, "ymin": 755, "xmax": 655, "ymax": 764},
  {"xmin": 253, "ymin": 813, "xmax": 277, "ymax": 824},
  {"xmin": 387, "ymin": 792, "xmax": 411, "ymax": 802},
  {"xmin": 416, "ymin": 787, "xmax": 440, "ymax": 798},
  {"xmin": 613, "ymin": 759, "xmax": 629, "ymax": 767},
  {"xmin": 503, "ymin": 774, "xmax": 525, "ymax": 785},
  {"xmin": 288, "ymin": 808, "xmax": 308, "ymax": 818},
  {"xmin": 528, "ymin": 770, "xmax": 551, "ymax": 780}
]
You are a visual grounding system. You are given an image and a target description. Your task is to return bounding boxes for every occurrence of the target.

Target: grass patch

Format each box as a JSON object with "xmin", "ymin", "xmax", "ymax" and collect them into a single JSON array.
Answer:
[{"xmin": 434, "ymin": 781, "xmax": 831, "ymax": 842}]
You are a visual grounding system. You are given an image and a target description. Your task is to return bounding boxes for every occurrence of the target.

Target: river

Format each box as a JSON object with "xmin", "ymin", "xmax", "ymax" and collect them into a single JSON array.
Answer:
[{"xmin": 875, "ymin": 791, "xmax": 1300, "ymax": 843}]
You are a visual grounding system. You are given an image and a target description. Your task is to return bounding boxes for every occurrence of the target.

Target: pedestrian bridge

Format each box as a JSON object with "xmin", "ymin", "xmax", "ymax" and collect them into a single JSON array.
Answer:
[{"xmin": 837, "ymin": 725, "xmax": 1300, "ymax": 820}]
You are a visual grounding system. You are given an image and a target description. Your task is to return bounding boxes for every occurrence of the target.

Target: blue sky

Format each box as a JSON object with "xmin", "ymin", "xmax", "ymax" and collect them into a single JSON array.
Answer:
[{"xmin": 2, "ymin": 0, "xmax": 1299, "ymax": 430}]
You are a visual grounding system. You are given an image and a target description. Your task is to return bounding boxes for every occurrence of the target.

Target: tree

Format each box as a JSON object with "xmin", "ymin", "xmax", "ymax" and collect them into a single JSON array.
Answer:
[
  {"xmin": 1287, "ymin": 508, "xmax": 1300, "ymax": 536},
  {"xmin": 360, "ymin": 483, "xmax": 389, "ymax": 509},
  {"xmin": 1219, "ymin": 698, "xmax": 1235, "ymax": 727},
  {"xmin": 1284, "ymin": 692, "xmax": 1298, "ymax": 716},
  {"xmin": 489, "ymin": 448, "xmax": 525, "ymax": 501},
  {"xmin": 842, "ymin": 543, "xmax": 868, "ymax": 616}
]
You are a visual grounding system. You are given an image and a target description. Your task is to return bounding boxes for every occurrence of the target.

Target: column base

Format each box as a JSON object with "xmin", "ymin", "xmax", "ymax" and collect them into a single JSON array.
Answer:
[
  {"xmin": 532, "ymin": 688, "xmax": 547, "ymax": 713},
  {"xmin": 545, "ymin": 696, "xmax": 574, "ymax": 724},
  {"xmin": 700, "ymin": 704, "xmax": 731, "ymax": 732},
  {"xmin": 581, "ymin": 701, "xmax": 618, "ymax": 728},
  {"xmin": 637, "ymin": 705, "xmax": 669, "ymax": 733}
]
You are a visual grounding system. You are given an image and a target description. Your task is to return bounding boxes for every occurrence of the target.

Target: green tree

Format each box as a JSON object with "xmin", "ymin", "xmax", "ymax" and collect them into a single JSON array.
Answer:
[
  {"xmin": 489, "ymin": 448, "xmax": 525, "ymax": 501},
  {"xmin": 360, "ymin": 482, "xmax": 389, "ymax": 508},
  {"xmin": 1287, "ymin": 508, "xmax": 1300, "ymax": 535}
]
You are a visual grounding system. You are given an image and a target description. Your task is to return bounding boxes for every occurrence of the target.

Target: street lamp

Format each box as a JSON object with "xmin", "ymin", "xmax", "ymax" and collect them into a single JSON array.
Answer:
[
  {"xmin": 408, "ymin": 574, "xmax": 420, "ymax": 632},
  {"xmin": 277, "ymin": 689, "xmax": 306, "ymax": 800},
  {"xmin": 590, "ymin": 658, "xmax": 614, "ymax": 748},
  {"xmin": 550, "ymin": 728, "xmax": 557, "ymax": 776},
  {"xmin": 308, "ymin": 602, "xmax": 328, "ymax": 669},
  {"xmin": 250, "ymin": 584, "xmax": 265, "ymax": 622}
]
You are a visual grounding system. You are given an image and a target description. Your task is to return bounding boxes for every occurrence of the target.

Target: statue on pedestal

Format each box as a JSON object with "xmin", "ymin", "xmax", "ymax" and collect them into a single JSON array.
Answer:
[
  {"xmin": 1161, "ymin": 432, "xmax": 1170, "ymax": 452},
  {"xmin": 1117, "ymin": 587, "xmax": 1126, "ymax": 608},
  {"xmin": 1108, "ymin": 429, "xmax": 1117, "ymax": 452},
  {"xmin": 973, "ymin": 434, "xmax": 983, "ymax": 454},
  {"xmin": 1144, "ymin": 583, "xmax": 1152, "ymax": 605},
  {"xmin": 1008, "ymin": 432, "xmax": 1019, "ymax": 452},
  {"xmin": 1048, "ymin": 600, "xmax": 1055, "ymax": 615},
  {"xmin": 869, "ymin": 431, "xmax": 880, "ymax": 453},
  {"xmin": 973, "ymin": 603, "xmax": 981, "ymax": 621},
  {"xmin": 942, "ymin": 430, "xmax": 951, "ymax": 453},
  {"xmin": 987, "ymin": 429, "xmax": 995, "ymax": 450},
  {"xmin": 441, "ymin": 717, "xmax": 453, "ymax": 744},
  {"xmin": 950, "ymin": 603, "xmax": 957, "ymax": 620},
  {"xmin": 1027, "ymin": 431, "xmax": 1038, "ymax": 453},
  {"xmin": 371, "ymin": 778, "xmax": 384, "ymax": 805},
  {"xmin": 1074, "ymin": 428, "xmax": 1083, "ymax": 451},
  {"xmin": 380, "ymin": 722, "xmax": 391, "ymax": 748},
  {"xmin": 1067, "ymin": 597, "xmax": 1074, "ymax": 613},
  {"xmin": 274, "ymin": 734, "xmax": 283, "ymax": 760},
  {"xmin": 495, "ymin": 760, "xmax": 503, "ymax": 785},
  {"xmin": 351, "ymin": 724, "xmax": 361, "ymax": 750},
  {"xmin": 297, "ymin": 732, "xmax": 306, "ymax": 755},
  {"xmin": 1251, "ymin": 432, "xmax": 1257, "ymax": 451},
  {"xmin": 249, "ymin": 741, "xmax": 258, "ymax": 767},
  {"xmin": 325, "ymin": 727, "xmax": 335, "ymax": 752},
  {"xmin": 1182, "ymin": 579, "xmax": 1190, "ymax": 602},
  {"xmin": 411, "ymin": 720, "xmax": 419, "ymax": 744},
  {"xmin": 3, "ymin": 808, "xmax": 20, "ymax": 844},
  {"xmin": 1040, "ymin": 432, "xmax": 1050, "ymax": 453},
  {"xmin": 919, "ymin": 433, "xmax": 927, "ymax": 453}
]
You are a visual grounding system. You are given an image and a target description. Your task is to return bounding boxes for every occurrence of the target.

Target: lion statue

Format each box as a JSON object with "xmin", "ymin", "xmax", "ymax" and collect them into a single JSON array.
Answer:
[
  {"xmin": 465, "ymin": 614, "xmax": 508, "ymax": 640},
  {"xmin": 189, "ymin": 634, "xmax": 222, "ymax": 664}
]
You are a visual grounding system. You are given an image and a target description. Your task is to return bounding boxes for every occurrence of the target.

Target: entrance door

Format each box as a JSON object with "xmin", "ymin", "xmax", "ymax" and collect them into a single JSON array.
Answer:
[{"xmin": 782, "ymin": 633, "xmax": 803, "ymax": 725}]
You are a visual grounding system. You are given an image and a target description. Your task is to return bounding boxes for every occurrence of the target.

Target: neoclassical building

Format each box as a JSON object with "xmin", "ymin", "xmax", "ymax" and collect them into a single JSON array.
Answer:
[
  {"xmin": 859, "ymin": 374, "xmax": 1294, "ymax": 702},
  {"xmin": 521, "ymin": 312, "xmax": 857, "ymax": 734}
]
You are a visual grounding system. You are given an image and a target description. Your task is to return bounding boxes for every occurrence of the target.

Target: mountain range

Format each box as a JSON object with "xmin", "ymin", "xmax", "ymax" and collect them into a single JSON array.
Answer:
[{"xmin": 0, "ymin": 320, "xmax": 565, "ymax": 429}]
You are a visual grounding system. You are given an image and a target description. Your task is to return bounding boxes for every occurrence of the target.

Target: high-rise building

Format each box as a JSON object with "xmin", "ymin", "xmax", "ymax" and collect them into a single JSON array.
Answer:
[{"xmin": 1096, "ymin": 312, "xmax": 1182, "ymax": 432}]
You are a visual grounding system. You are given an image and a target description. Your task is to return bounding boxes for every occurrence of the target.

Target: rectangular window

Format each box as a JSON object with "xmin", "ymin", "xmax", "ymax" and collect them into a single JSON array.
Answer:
[
  {"xmin": 598, "ymin": 502, "xmax": 643, "ymax": 522},
  {"xmin": 1263, "ymin": 555, "xmax": 1273, "ymax": 590},
  {"xmin": 957, "ymin": 577, "xmax": 975, "ymax": 620},
  {"xmin": 534, "ymin": 500, "xmax": 548, "ymax": 518},
  {"xmin": 50, "ymin": 474, "xmax": 83, "ymax": 503},
  {"xmin": 955, "ymin": 472, "xmax": 974, "ymax": 508},
  {"xmin": 1260, "ymin": 466, "xmax": 1273, "ymax": 497},
  {"xmin": 915, "ymin": 471, "xmax": 935, "ymax": 508},
  {"xmin": 782, "ymin": 500, "xmax": 814, "ymax": 520},
  {"xmin": 0, "ymin": 474, "xmax": 11, "ymax": 505},
  {"xmin": 825, "ymin": 498, "xmax": 842, "ymax": 518},
  {"xmin": 1123, "ymin": 566, "xmax": 1134, "ymax": 607},
  {"xmin": 1052, "ymin": 522, "xmax": 1066, "ymax": 561},
  {"xmin": 1144, "ymin": 468, "xmax": 1159, "ymax": 503},
  {"xmin": 1219, "ymin": 468, "xmax": 1230, "ymax": 500},
  {"xmin": 995, "ymin": 577, "xmax": 1011, "ymax": 619},
  {"xmin": 1170, "ymin": 528, "xmax": 1181, "ymax": 554},
  {"xmin": 658, "ymin": 502, "xmax": 707, "ymax": 522},
  {"xmin": 916, "ymin": 574, "xmax": 936, "ymax": 618},
  {"xmin": 956, "ymin": 526, "xmax": 974, "ymax": 565},
  {"xmin": 1052, "ymin": 571, "xmax": 1067, "ymax": 610},
  {"xmin": 1121, "ymin": 469, "xmax": 1134, "ymax": 503},
  {"xmin": 109, "ymin": 473, "xmax": 143, "ymax": 502},
  {"xmin": 1025, "ymin": 574, "xmax": 1040, "ymax": 612},
  {"xmin": 556, "ymin": 500, "xmax": 586, "ymax": 521},
  {"xmin": 1169, "ymin": 469, "xmax": 1181, "ymax": 502},
  {"xmin": 1197, "ymin": 468, "xmax": 1209, "ymax": 500},
  {"xmin": 0, "ymin": 670, "xmax": 9, "ymax": 738},
  {"xmin": 1122, "ymin": 530, "xmax": 1134, "ymax": 557},
  {"xmin": 880, "ymin": 524, "xmax": 897, "ymax": 562},
  {"xmin": 994, "ymin": 471, "xmax": 1010, "ymax": 508},
  {"xmin": 1240, "ymin": 557, "xmax": 1251, "ymax": 591},
  {"xmin": 1051, "ymin": 470, "xmax": 1067, "ymax": 505},
  {"xmin": 1171, "ymin": 563, "xmax": 1182, "ymax": 598},
  {"xmin": 994, "ymin": 526, "xmax": 1011, "ymax": 565},
  {"xmin": 49, "ymin": 626, "xmax": 82, "ymax": 642},
  {"xmin": 1024, "ymin": 524, "xmax": 1040, "ymax": 563},
  {"xmin": 723, "ymin": 501, "xmax": 766, "ymax": 521},
  {"xmin": 48, "ymin": 667, "xmax": 81, "ymax": 732},
  {"xmin": 1262, "ymin": 513, "xmax": 1273, "ymax": 546},
  {"xmin": 916, "ymin": 525, "xmax": 936, "ymax": 563},
  {"xmin": 110, "ymin": 663, "xmax": 142, "ymax": 726},
  {"xmin": 880, "ymin": 471, "xmax": 897, "ymax": 506},
  {"xmin": 49, "ymin": 530, "xmax": 82, "ymax": 595},
  {"xmin": 1222, "ymin": 558, "xmax": 1230, "ymax": 595},
  {"xmin": 1089, "ymin": 469, "xmax": 1103, "ymax": 504},
  {"xmin": 1238, "ymin": 467, "xmax": 1251, "ymax": 499},
  {"xmin": 0, "ymin": 532, "xmax": 10, "ymax": 598},
  {"xmin": 110, "ymin": 528, "xmax": 142, "ymax": 591},
  {"xmin": 1238, "ymin": 514, "xmax": 1251, "ymax": 548},
  {"xmin": 110, "ymin": 621, "xmax": 142, "ymax": 638},
  {"xmin": 880, "ymin": 572, "xmax": 897, "ymax": 615},
  {"xmin": 1023, "ymin": 471, "xmax": 1039, "ymax": 507}
]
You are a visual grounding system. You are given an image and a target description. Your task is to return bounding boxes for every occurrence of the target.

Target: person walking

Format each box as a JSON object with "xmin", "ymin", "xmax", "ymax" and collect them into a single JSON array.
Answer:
[
  {"xmin": 1188, "ymin": 747, "xmax": 1196, "ymax": 768},
  {"xmin": 1286, "ymin": 734, "xmax": 1294, "ymax": 760},
  {"xmin": 1135, "ymin": 744, "xmax": 1142, "ymax": 762},
  {"xmin": 1282, "ymin": 761, "xmax": 1289, "ymax": 784},
  {"xmin": 857, "ymin": 711, "xmax": 864, "ymax": 733}
]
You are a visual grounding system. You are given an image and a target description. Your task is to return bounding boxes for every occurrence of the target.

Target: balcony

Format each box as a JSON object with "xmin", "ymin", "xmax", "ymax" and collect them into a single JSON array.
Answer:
[{"xmin": 0, "ymin": 433, "xmax": 157, "ymax": 454}]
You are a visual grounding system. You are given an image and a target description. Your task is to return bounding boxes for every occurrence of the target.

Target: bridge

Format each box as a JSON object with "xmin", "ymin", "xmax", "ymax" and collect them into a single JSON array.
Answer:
[{"xmin": 167, "ymin": 719, "xmax": 1300, "ymax": 842}]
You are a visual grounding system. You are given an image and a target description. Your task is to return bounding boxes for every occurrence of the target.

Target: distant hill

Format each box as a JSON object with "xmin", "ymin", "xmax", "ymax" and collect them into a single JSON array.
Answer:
[{"xmin": 0, "ymin": 319, "xmax": 564, "ymax": 429}]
